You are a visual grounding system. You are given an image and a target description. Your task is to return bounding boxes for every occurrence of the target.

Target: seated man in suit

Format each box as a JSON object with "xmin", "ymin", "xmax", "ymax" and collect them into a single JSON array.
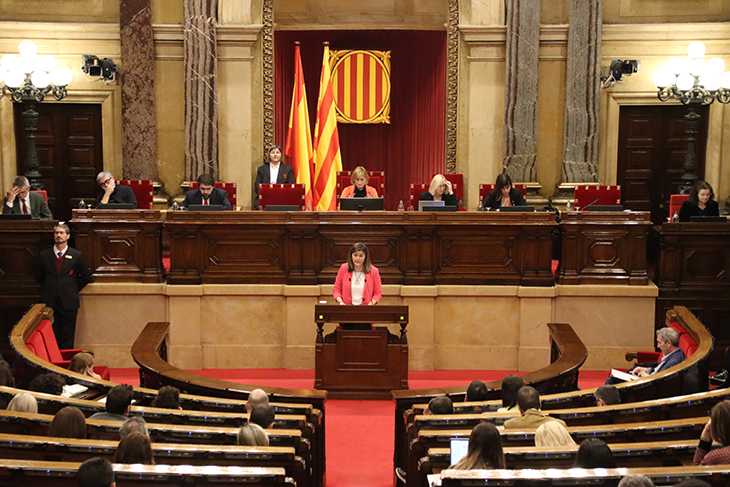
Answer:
[
  {"xmin": 630, "ymin": 327, "xmax": 685, "ymax": 378},
  {"xmin": 2, "ymin": 175, "xmax": 52, "ymax": 219},
  {"xmin": 180, "ymin": 173, "xmax": 232, "ymax": 210},
  {"xmin": 95, "ymin": 171, "xmax": 138, "ymax": 208},
  {"xmin": 503, "ymin": 386, "xmax": 566, "ymax": 429}
]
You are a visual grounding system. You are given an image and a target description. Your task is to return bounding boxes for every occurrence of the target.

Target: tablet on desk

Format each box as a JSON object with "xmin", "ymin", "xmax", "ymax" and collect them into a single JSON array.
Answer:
[
  {"xmin": 450, "ymin": 438, "xmax": 469, "ymax": 466},
  {"xmin": 340, "ymin": 197, "xmax": 384, "ymax": 211},
  {"xmin": 498, "ymin": 205, "xmax": 534, "ymax": 212},
  {"xmin": 96, "ymin": 203, "xmax": 136, "ymax": 210},
  {"xmin": 690, "ymin": 216, "xmax": 727, "ymax": 222},
  {"xmin": 188, "ymin": 204, "xmax": 224, "ymax": 212},
  {"xmin": 265, "ymin": 205, "xmax": 301, "ymax": 212}
]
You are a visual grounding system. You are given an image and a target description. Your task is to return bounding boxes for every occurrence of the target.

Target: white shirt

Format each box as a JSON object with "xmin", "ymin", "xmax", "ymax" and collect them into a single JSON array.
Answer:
[
  {"xmin": 351, "ymin": 272, "xmax": 365, "ymax": 305},
  {"xmin": 269, "ymin": 163, "xmax": 280, "ymax": 184},
  {"xmin": 54, "ymin": 245, "xmax": 68, "ymax": 259},
  {"xmin": 7, "ymin": 193, "xmax": 30, "ymax": 213}
]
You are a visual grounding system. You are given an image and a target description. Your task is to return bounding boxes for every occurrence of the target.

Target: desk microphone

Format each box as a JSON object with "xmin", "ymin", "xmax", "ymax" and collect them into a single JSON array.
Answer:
[{"xmin": 582, "ymin": 198, "xmax": 600, "ymax": 210}]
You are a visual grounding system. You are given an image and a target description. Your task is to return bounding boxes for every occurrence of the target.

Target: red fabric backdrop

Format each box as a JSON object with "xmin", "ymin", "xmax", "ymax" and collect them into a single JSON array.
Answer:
[{"xmin": 274, "ymin": 30, "xmax": 447, "ymax": 210}]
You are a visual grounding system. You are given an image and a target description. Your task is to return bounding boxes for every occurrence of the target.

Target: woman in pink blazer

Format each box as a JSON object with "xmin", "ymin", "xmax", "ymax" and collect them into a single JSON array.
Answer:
[{"xmin": 333, "ymin": 242, "xmax": 382, "ymax": 307}]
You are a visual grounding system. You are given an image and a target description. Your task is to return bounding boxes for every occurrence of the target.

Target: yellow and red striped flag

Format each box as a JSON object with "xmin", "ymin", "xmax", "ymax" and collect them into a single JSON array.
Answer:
[
  {"xmin": 285, "ymin": 42, "xmax": 314, "ymax": 210},
  {"xmin": 313, "ymin": 42, "xmax": 343, "ymax": 211}
]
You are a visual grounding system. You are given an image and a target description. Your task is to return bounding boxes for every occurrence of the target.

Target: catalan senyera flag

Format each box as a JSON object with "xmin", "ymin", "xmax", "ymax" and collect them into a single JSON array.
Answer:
[
  {"xmin": 285, "ymin": 43, "xmax": 314, "ymax": 210},
  {"xmin": 330, "ymin": 49, "xmax": 391, "ymax": 124},
  {"xmin": 313, "ymin": 43, "xmax": 343, "ymax": 211}
]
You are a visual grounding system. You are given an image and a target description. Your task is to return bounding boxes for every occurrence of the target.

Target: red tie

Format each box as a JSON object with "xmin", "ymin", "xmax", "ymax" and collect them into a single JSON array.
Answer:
[
  {"xmin": 203, "ymin": 198, "xmax": 208, "ymax": 206},
  {"xmin": 22, "ymin": 198, "xmax": 28, "ymax": 215}
]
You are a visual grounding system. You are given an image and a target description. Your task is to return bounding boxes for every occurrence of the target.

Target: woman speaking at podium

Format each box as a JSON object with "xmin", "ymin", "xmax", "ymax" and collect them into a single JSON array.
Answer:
[{"xmin": 333, "ymin": 243, "xmax": 382, "ymax": 330}]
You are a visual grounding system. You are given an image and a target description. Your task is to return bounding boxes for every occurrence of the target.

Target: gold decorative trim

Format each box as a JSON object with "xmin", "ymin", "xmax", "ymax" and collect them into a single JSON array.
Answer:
[
  {"xmin": 446, "ymin": 0, "xmax": 458, "ymax": 174},
  {"xmin": 262, "ymin": 0, "xmax": 274, "ymax": 149}
]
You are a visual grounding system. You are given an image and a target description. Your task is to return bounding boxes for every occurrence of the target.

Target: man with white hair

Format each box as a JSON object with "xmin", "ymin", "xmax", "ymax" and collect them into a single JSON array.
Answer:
[
  {"xmin": 630, "ymin": 327, "xmax": 685, "ymax": 378},
  {"xmin": 95, "ymin": 171, "xmax": 137, "ymax": 208},
  {"xmin": 2, "ymin": 175, "xmax": 52, "ymax": 219}
]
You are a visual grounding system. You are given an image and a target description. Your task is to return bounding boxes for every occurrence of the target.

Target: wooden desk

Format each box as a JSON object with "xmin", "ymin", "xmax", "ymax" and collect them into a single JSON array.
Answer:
[
  {"xmin": 654, "ymin": 222, "xmax": 730, "ymax": 369},
  {"xmin": 314, "ymin": 305, "xmax": 408, "ymax": 399},
  {"xmin": 71, "ymin": 209, "xmax": 164, "ymax": 283},
  {"xmin": 559, "ymin": 210, "xmax": 652, "ymax": 285},
  {"xmin": 165, "ymin": 211, "xmax": 556, "ymax": 286}
]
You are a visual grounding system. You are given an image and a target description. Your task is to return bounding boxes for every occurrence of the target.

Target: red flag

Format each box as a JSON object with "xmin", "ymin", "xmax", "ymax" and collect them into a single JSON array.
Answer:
[
  {"xmin": 285, "ymin": 43, "xmax": 314, "ymax": 209},
  {"xmin": 313, "ymin": 43, "xmax": 343, "ymax": 211}
]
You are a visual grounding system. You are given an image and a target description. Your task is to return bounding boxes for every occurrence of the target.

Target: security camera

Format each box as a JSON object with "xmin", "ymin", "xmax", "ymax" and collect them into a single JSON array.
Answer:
[
  {"xmin": 601, "ymin": 59, "xmax": 641, "ymax": 88},
  {"xmin": 81, "ymin": 54, "xmax": 116, "ymax": 81}
]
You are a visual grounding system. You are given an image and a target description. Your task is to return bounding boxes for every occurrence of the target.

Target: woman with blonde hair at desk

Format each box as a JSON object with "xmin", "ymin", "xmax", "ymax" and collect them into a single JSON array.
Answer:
[
  {"xmin": 419, "ymin": 174, "xmax": 457, "ymax": 206},
  {"xmin": 535, "ymin": 421, "xmax": 577, "ymax": 448},
  {"xmin": 340, "ymin": 166, "xmax": 379, "ymax": 199}
]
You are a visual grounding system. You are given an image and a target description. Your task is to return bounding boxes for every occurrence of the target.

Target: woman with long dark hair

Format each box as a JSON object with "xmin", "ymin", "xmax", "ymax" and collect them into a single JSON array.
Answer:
[
  {"xmin": 482, "ymin": 173, "xmax": 526, "ymax": 210},
  {"xmin": 574, "ymin": 438, "xmax": 615, "ymax": 468},
  {"xmin": 497, "ymin": 374, "xmax": 524, "ymax": 413},
  {"xmin": 450, "ymin": 423, "xmax": 506, "ymax": 470},
  {"xmin": 679, "ymin": 181, "xmax": 719, "ymax": 222}
]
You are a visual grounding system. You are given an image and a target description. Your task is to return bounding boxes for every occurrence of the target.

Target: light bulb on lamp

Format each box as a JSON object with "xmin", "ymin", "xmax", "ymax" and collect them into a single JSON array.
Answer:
[
  {"xmin": 687, "ymin": 41, "xmax": 706, "ymax": 59},
  {"xmin": 31, "ymin": 70, "xmax": 50, "ymax": 89},
  {"xmin": 50, "ymin": 67, "xmax": 73, "ymax": 87},
  {"xmin": 668, "ymin": 57, "xmax": 686, "ymax": 76},
  {"xmin": 1, "ymin": 54, "xmax": 19, "ymax": 72},
  {"xmin": 676, "ymin": 72, "xmax": 695, "ymax": 91},
  {"xmin": 652, "ymin": 69, "xmax": 675, "ymax": 88},
  {"xmin": 18, "ymin": 40, "xmax": 38, "ymax": 57},
  {"xmin": 700, "ymin": 74, "xmax": 720, "ymax": 92},
  {"xmin": 688, "ymin": 59, "xmax": 707, "ymax": 77},
  {"xmin": 720, "ymin": 72, "xmax": 730, "ymax": 89},
  {"xmin": 4, "ymin": 70, "xmax": 25, "ymax": 88},
  {"xmin": 37, "ymin": 55, "xmax": 57, "ymax": 73}
]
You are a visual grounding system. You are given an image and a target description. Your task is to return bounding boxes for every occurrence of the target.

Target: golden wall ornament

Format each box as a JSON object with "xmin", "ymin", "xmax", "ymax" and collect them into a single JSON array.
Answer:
[
  {"xmin": 446, "ymin": 0, "xmax": 459, "ymax": 174},
  {"xmin": 330, "ymin": 49, "xmax": 391, "ymax": 124}
]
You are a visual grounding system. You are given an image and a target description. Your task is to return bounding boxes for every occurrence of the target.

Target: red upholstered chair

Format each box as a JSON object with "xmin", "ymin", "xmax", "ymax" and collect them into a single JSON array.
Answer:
[
  {"xmin": 336, "ymin": 171, "xmax": 385, "ymax": 205},
  {"xmin": 117, "ymin": 179, "xmax": 154, "ymax": 209},
  {"xmin": 573, "ymin": 185, "xmax": 621, "ymax": 210},
  {"xmin": 478, "ymin": 183, "xmax": 527, "ymax": 206},
  {"xmin": 669, "ymin": 194, "xmax": 689, "ymax": 220},
  {"xmin": 25, "ymin": 331, "xmax": 50, "ymax": 362},
  {"xmin": 32, "ymin": 190, "xmax": 48, "ymax": 203},
  {"xmin": 410, "ymin": 183, "xmax": 429, "ymax": 210},
  {"xmin": 258, "ymin": 184, "xmax": 306, "ymax": 210},
  {"xmin": 191, "ymin": 181, "xmax": 238, "ymax": 209},
  {"xmin": 625, "ymin": 321, "xmax": 698, "ymax": 364},
  {"xmin": 37, "ymin": 320, "xmax": 82, "ymax": 368}
]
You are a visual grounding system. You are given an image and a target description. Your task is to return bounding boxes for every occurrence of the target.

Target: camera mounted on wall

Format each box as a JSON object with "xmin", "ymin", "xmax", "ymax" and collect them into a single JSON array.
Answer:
[
  {"xmin": 81, "ymin": 55, "xmax": 116, "ymax": 82},
  {"xmin": 601, "ymin": 60, "xmax": 641, "ymax": 88}
]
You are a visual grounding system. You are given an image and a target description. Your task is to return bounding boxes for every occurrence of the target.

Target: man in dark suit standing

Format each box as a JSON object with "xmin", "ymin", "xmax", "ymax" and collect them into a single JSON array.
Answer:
[
  {"xmin": 2, "ymin": 175, "xmax": 52, "ymax": 219},
  {"xmin": 180, "ymin": 173, "xmax": 233, "ymax": 210},
  {"xmin": 253, "ymin": 144, "xmax": 295, "ymax": 209},
  {"xmin": 96, "ymin": 171, "xmax": 138, "ymax": 208},
  {"xmin": 35, "ymin": 223, "xmax": 92, "ymax": 349}
]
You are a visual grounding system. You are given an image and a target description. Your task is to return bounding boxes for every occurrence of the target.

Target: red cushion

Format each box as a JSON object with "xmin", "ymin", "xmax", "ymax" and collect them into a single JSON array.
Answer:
[
  {"xmin": 679, "ymin": 334, "xmax": 697, "ymax": 356},
  {"xmin": 685, "ymin": 345, "xmax": 698, "ymax": 358},
  {"xmin": 669, "ymin": 321, "xmax": 685, "ymax": 335},
  {"xmin": 117, "ymin": 179, "xmax": 154, "ymax": 209},
  {"xmin": 669, "ymin": 194, "xmax": 689, "ymax": 219},
  {"xmin": 37, "ymin": 320, "xmax": 63, "ymax": 362},
  {"xmin": 258, "ymin": 184, "xmax": 306, "ymax": 210},
  {"xmin": 25, "ymin": 331, "xmax": 49, "ymax": 362}
]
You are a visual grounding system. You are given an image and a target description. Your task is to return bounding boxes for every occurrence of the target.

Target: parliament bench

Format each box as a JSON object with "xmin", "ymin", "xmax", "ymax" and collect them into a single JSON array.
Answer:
[{"xmin": 0, "ymin": 459, "xmax": 293, "ymax": 487}]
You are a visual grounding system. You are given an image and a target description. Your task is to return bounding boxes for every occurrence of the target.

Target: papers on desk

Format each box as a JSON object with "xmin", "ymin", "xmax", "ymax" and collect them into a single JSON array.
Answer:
[
  {"xmin": 62, "ymin": 384, "xmax": 88, "ymax": 398},
  {"xmin": 610, "ymin": 369, "xmax": 639, "ymax": 382},
  {"xmin": 427, "ymin": 474, "xmax": 441, "ymax": 487}
]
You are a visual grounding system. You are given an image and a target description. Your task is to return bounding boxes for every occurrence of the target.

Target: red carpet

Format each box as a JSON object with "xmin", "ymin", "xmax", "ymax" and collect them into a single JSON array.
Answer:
[{"xmin": 108, "ymin": 368, "xmax": 609, "ymax": 486}]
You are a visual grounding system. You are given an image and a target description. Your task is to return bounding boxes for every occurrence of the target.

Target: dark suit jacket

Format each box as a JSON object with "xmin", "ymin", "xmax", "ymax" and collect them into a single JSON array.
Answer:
[
  {"xmin": 35, "ymin": 247, "xmax": 92, "ymax": 311},
  {"xmin": 2, "ymin": 191, "xmax": 52, "ymax": 219},
  {"xmin": 180, "ymin": 187, "xmax": 232, "ymax": 210},
  {"xmin": 253, "ymin": 163, "xmax": 295, "ymax": 209},
  {"xmin": 96, "ymin": 185, "xmax": 138, "ymax": 208},
  {"xmin": 678, "ymin": 200, "xmax": 719, "ymax": 222},
  {"xmin": 482, "ymin": 187, "xmax": 526, "ymax": 210}
]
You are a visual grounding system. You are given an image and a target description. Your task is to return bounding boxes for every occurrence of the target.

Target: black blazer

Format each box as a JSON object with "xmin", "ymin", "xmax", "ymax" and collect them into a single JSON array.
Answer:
[
  {"xmin": 96, "ymin": 184, "xmax": 138, "ymax": 208},
  {"xmin": 35, "ymin": 247, "xmax": 92, "ymax": 311},
  {"xmin": 419, "ymin": 191, "xmax": 458, "ymax": 206},
  {"xmin": 253, "ymin": 163, "xmax": 296, "ymax": 209},
  {"xmin": 678, "ymin": 200, "xmax": 719, "ymax": 222},
  {"xmin": 482, "ymin": 187, "xmax": 526, "ymax": 210},
  {"xmin": 180, "ymin": 187, "xmax": 232, "ymax": 210}
]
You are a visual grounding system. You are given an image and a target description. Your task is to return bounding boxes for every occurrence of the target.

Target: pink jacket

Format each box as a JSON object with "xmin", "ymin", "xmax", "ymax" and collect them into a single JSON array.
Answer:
[
  {"xmin": 333, "ymin": 263, "xmax": 382, "ymax": 305},
  {"xmin": 340, "ymin": 185, "xmax": 379, "ymax": 199}
]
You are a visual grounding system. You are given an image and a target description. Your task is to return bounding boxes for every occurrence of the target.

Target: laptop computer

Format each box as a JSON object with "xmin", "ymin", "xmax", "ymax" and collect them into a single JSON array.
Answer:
[
  {"xmin": 498, "ymin": 205, "xmax": 535, "ymax": 213},
  {"xmin": 690, "ymin": 216, "xmax": 727, "ymax": 223},
  {"xmin": 97, "ymin": 203, "xmax": 136, "ymax": 210},
  {"xmin": 586, "ymin": 205, "xmax": 623, "ymax": 212},
  {"xmin": 264, "ymin": 205, "xmax": 301, "ymax": 212},
  {"xmin": 450, "ymin": 438, "xmax": 469, "ymax": 466},
  {"xmin": 188, "ymin": 204, "xmax": 224, "ymax": 212},
  {"xmin": 418, "ymin": 201, "xmax": 445, "ymax": 211}
]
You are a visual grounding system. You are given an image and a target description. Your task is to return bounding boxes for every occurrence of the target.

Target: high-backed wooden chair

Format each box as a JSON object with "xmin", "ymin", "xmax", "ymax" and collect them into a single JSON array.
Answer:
[
  {"xmin": 573, "ymin": 184, "xmax": 621, "ymax": 210},
  {"xmin": 190, "ymin": 181, "xmax": 238, "ymax": 209},
  {"xmin": 258, "ymin": 184, "xmax": 306, "ymax": 210},
  {"xmin": 409, "ymin": 183, "xmax": 429, "ymax": 209},
  {"xmin": 117, "ymin": 179, "xmax": 154, "ymax": 209}
]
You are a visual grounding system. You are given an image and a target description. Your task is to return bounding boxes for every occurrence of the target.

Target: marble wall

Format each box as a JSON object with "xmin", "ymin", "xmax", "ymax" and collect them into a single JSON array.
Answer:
[{"xmin": 76, "ymin": 282, "xmax": 657, "ymax": 372}]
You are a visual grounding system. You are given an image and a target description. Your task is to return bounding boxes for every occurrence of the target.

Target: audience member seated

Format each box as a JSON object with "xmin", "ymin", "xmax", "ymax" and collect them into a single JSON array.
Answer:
[
  {"xmin": 449, "ymin": 423, "xmax": 506, "ymax": 470},
  {"xmin": 426, "ymin": 395, "xmax": 454, "ymax": 415},
  {"xmin": 96, "ymin": 171, "xmax": 138, "ymax": 208},
  {"xmin": 150, "ymin": 385, "xmax": 182, "ymax": 409},
  {"xmin": 2, "ymin": 175, "xmax": 52, "ymax": 219},
  {"xmin": 113, "ymin": 432, "xmax": 155, "ymax": 464},
  {"xmin": 29, "ymin": 373, "xmax": 65, "ymax": 395},
  {"xmin": 618, "ymin": 475, "xmax": 655, "ymax": 487},
  {"xmin": 49, "ymin": 406, "xmax": 87, "ymax": 439},
  {"xmin": 594, "ymin": 384, "xmax": 621, "ymax": 406},
  {"xmin": 340, "ymin": 166, "xmax": 379, "ymax": 200},
  {"xmin": 535, "ymin": 421, "xmax": 576, "ymax": 447},
  {"xmin": 481, "ymin": 173, "xmax": 526, "ymax": 211},
  {"xmin": 69, "ymin": 352, "xmax": 102, "ymax": 380},
  {"xmin": 0, "ymin": 361, "xmax": 14, "ymax": 387},
  {"xmin": 7, "ymin": 392, "xmax": 38, "ymax": 413},
  {"xmin": 679, "ymin": 180, "xmax": 720, "ymax": 222},
  {"xmin": 89, "ymin": 384, "xmax": 134, "ymax": 422},
  {"xmin": 420, "ymin": 174, "xmax": 457, "ymax": 206},
  {"xmin": 674, "ymin": 480, "xmax": 711, "ymax": 487},
  {"xmin": 249, "ymin": 404, "xmax": 275, "ymax": 429},
  {"xmin": 497, "ymin": 374, "xmax": 524, "ymax": 413},
  {"xmin": 465, "ymin": 380, "xmax": 489, "ymax": 402},
  {"xmin": 694, "ymin": 400, "xmax": 730, "ymax": 465},
  {"xmin": 77, "ymin": 457, "xmax": 115, "ymax": 487},
  {"xmin": 253, "ymin": 144, "xmax": 295, "ymax": 209},
  {"xmin": 120, "ymin": 416, "xmax": 149, "ymax": 439},
  {"xmin": 180, "ymin": 173, "xmax": 232, "ymax": 210},
  {"xmin": 237, "ymin": 423, "xmax": 270, "ymax": 447},
  {"xmin": 608, "ymin": 327, "xmax": 685, "ymax": 384},
  {"xmin": 574, "ymin": 438, "xmax": 616, "ymax": 468},
  {"xmin": 503, "ymin": 386, "xmax": 566, "ymax": 429},
  {"xmin": 246, "ymin": 388, "xmax": 269, "ymax": 412}
]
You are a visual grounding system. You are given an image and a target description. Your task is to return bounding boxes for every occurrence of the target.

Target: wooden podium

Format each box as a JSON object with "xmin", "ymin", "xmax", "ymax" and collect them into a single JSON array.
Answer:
[{"xmin": 314, "ymin": 305, "xmax": 409, "ymax": 399}]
